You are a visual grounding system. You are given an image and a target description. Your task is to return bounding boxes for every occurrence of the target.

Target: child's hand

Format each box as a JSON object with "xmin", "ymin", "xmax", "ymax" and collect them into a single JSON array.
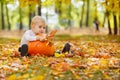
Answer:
[
  {"xmin": 39, "ymin": 35, "xmax": 47, "ymax": 41},
  {"xmin": 36, "ymin": 35, "xmax": 46, "ymax": 41},
  {"xmin": 36, "ymin": 36, "xmax": 41, "ymax": 40},
  {"xmin": 40, "ymin": 37, "xmax": 47, "ymax": 41}
]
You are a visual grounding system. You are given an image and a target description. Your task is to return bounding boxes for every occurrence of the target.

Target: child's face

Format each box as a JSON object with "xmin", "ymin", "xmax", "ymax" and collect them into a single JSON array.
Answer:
[{"xmin": 32, "ymin": 22, "xmax": 46, "ymax": 35}]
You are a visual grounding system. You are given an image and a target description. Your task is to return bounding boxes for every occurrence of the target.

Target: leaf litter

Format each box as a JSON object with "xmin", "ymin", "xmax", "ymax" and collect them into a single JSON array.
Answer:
[{"xmin": 0, "ymin": 36, "xmax": 120, "ymax": 80}]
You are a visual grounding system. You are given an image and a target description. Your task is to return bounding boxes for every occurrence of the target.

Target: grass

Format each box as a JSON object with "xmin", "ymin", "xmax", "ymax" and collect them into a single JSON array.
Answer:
[{"xmin": 55, "ymin": 34, "xmax": 120, "ymax": 43}]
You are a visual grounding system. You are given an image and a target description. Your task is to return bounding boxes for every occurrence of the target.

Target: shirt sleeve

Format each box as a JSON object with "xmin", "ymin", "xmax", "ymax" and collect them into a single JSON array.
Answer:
[{"xmin": 24, "ymin": 31, "xmax": 37, "ymax": 41}]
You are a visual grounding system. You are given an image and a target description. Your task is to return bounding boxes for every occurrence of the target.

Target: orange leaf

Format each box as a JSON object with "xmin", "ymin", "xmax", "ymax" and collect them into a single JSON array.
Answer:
[{"xmin": 46, "ymin": 30, "xmax": 57, "ymax": 41}]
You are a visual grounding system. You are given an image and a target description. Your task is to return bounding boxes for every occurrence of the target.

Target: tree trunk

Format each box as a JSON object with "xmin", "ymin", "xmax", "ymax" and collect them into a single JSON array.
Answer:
[
  {"xmin": 5, "ymin": 3, "xmax": 11, "ymax": 31},
  {"xmin": 29, "ymin": 12, "xmax": 32, "ymax": 29},
  {"xmin": 102, "ymin": 14, "xmax": 106, "ymax": 27},
  {"xmin": 55, "ymin": 1, "xmax": 62, "ymax": 14},
  {"xmin": 80, "ymin": 1, "xmax": 85, "ymax": 27},
  {"xmin": 32, "ymin": 11, "xmax": 35, "ymax": 17},
  {"xmin": 118, "ymin": 2, "xmax": 120, "ymax": 35},
  {"xmin": 119, "ymin": 13, "xmax": 120, "ymax": 35},
  {"xmin": 105, "ymin": 1, "xmax": 112, "ymax": 35},
  {"xmin": 38, "ymin": 0, "xmax": 41, "ymax": 16},
  {"xmin": 29, "ymin": 5, "xmax": 32, "ymax": 29},
  {"xmin": 86, "ymin": 0, "xmax": 90, "ymax": 27},
  {"xmin": 94, "ymin": 1, "xmax": 99, "ymax": 31},
  {"xmin": 19, "ymin": 7, "xmax": 23, "ymax": 30},
  {"xmin": 113, "ymin": 14, "xmax": 118, "ymax": 35},
  {"xmin": 68, "ymin": 1, "xmax": 71, "ymax": 27},
  {"xmin": 107, "ymin": 16, "xmax": 112, "ymax": 35},
  {"xmin": 46, "ymin": 8, "xmax": 48, "ymax": 33},
  {"xmin": 1, "ymin": 1, "xmax": 5, "ymax": 30}
]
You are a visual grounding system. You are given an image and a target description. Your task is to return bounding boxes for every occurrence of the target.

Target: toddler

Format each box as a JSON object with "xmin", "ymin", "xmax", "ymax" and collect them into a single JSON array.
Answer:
[{"xmin": 18, "ymin": 15, "xmax": 70, "ymax": 57}]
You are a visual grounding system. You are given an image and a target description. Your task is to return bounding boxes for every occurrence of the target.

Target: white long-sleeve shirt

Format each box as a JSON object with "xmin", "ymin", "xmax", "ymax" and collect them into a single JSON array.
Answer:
[{"xmin": 20, "ymin": 30, "xmax": 37, "ymax": 47}]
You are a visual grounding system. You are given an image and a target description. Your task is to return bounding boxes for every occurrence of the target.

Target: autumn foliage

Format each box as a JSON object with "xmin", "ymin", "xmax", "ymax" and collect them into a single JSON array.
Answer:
[{"xmin": 0, "ymin": 35, "xmax": 120, "ymax": 80}]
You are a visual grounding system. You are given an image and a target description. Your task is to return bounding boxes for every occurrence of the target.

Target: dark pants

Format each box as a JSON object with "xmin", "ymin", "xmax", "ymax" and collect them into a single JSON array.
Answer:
[
  {"xmin": 62, "ymin": 43, "xmax": 71, "ymax": 53},
  {"xmin": 18, "ymin": 44, "xmax": 28, "ymax": 57}
]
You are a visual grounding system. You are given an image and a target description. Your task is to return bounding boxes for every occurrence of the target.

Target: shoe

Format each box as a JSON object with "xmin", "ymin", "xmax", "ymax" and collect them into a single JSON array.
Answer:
[
  {"xmin": 62, "ymin": 43, "xmax": 71, "ymax": 53},
  {"xmin": 21, "ymin": 44, "xmax": 28, "ymax": 57}
]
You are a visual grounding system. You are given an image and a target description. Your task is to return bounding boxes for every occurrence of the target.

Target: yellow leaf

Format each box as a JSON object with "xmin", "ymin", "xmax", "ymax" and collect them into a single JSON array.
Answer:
[
  {"xmin": 54, "ymin": 52, "xmax": 65, "ymax": 57},
  {"xmin": 91, "ymin": 65, "xmax": 99, "ymax": 70},
  {"xmin": 64, "ymin": 52, "xmax": 68, "ymax": 55},
  {"xmin": 104, "ymin": 74, "xmax": 110, "ymax": 79},
  {"xmin": 31, "ymin": 75, "xmax": 44, "ymax": 80},
  {"xmin": 7, "ymin": 74, "xmax": 16, "ymax": 80},
  {"xmin": 22, "ymin": 74, "xmax": 29, "ymax": 78},
  {"xmin": 99, "ymin": 58, "xmax": 108, "ymax": 68},
  {"xmin": 71, "ymin": 70, "xmax": 80, "ymax": 79},
  {"xmin": 89, "ymin": 48, "xmax": 96, "ymax": 55}
]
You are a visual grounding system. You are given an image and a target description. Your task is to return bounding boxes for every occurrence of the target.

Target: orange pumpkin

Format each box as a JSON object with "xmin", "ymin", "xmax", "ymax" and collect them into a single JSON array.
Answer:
[{"xmin": 28, "ymin": 41, "xmax": 55, "ymax": 56}]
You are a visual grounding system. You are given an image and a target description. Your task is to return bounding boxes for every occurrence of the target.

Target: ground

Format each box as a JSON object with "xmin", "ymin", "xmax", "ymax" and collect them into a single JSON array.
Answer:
[{"xmin": 0, "ymin": 28, "xmax": 120, "ymax": 80}]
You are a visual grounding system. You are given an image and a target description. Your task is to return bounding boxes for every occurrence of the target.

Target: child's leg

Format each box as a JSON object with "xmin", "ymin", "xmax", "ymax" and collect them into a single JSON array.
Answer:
[
  {"xmin": 19, "ymin": 44, "xmax": 28, "ymax": 57},
  {"xmin": 18, "ymin": 47, "xmax": 21, "ymax": 52},
  {"xmin": 62, "ymin": 43, "xmax": 71, "ymax": 53}
]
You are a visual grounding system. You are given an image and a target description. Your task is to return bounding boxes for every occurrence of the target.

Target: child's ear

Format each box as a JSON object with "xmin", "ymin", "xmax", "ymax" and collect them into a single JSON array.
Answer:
[{"xmin": 31, "ymin": 23, "xmax": 34, "ymax": 28}]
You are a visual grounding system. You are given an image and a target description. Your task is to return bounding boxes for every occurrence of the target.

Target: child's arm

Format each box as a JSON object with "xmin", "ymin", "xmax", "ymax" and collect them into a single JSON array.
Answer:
[
  {"xmin": 37, "ymin": 35, "xmax": 47, "ymax": 41},
  {"xmin": 36, "ymin": 36, "xmax": 42, "ymax": 40},
  {"xmin": 37, "ymin": 30, "xmax": 57, "ymax": 42},
  {"xmin": 24, "ymin": 30, "xmax": 57, "ymax": 42},
  {"xmin": 24, "ymin": 31, "xmax": 40, "ymax": 41}
]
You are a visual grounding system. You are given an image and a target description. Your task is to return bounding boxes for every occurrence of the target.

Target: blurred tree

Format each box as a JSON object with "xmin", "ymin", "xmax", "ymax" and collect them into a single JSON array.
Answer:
[
  {"xmin": 107, "ymin": 14, "xmax": 112, "ymax": 35},
  {"xmin": 68, "ymin": 0, "xmax": 72, "ymax": 27},
  {"xmin": 85, "ymin": 0, "xmax": 90, "ymax": 27},
  {"xmin": 80, "ymin": 0, "xmax": 85, "ymax": 27},
  {"xmin": 5, "ymin": 4, "xmax": 11, "ymax": 30},
  {"xmin": 102, "ymin": 0, "xmax": 112, "ymax": 35},
  {"xmin": 1, "ymin": 0, "xmax": 119, "ymax": 33},
  {"xmin": 93, "ymin": 0, "xmax": 99, "ymax": 31},
  {"xmin": 37, "ymin": 0, "xmax": 41, "ymax": 16},
  {"xmin": 43, "ymin": 0, "xmax": 49, "ymax": 32},
  {"xmin": 18, "ymin": 0, "xmax": 25, "ymax": 30},
  {"xmin": 113, "ymin": 13, "xmax": 117, "ymax": 35},
  {"xmin": 19, "ymin": 7, "xmax": 23, "ymax": 30},
  {"xmin": 28, "ymin": 5, "xmax": 32, "ymax": 29},
  {"xmin": 102, "ymin": 0, "xmax": 120, "ymax": 35},
  {"xmin": 28, "ymin": 5, "xmax": 36, "ymax": 29},
  {"xmin": 118, "ymin": 2, "xmax": 120, "ymax": 35},
  {"xmin": 102, "ymin": 14, "xmax": 106, "ymax": 27},
  {"xmin": 43, "ymin": 0, "xmax": 54, "ymax": 32},
  {"xmin": 55, "ymin": 0, "xmax": 62, "ymax": 14},
  {"xmin": 19, "ymin": 0, "xmax": 39, "ymax": 30},
  {"xmin": 45, "ymin": 7, "xmax": 48, "ymax": 33},
  {"xmin": 1, "ymin": 0, "xmax": 5, "ymax": 30},
  {"xmin": 54, "ymin": 0, "xmax": 71, "ymax": 28},
  {"xmin": 5, "ymin": 0, "xmax": 13, "ymax": 31},
  {"xmin": 111, "ymin": 0, "xmax": 118, "ymax": 35},
  {"xmin": 0, "ymin": 0, "xmax": 14, "ymax": 30},
  {"xmin": 105, "ymin": 1, "xmax": 112, "ymax": 35}
]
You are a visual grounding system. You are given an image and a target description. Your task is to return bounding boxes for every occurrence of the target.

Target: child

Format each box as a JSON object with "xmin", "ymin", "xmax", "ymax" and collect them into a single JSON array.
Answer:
[{"xmin": 19, "ymin": 15, "xmax": 70, "ymax": 57}]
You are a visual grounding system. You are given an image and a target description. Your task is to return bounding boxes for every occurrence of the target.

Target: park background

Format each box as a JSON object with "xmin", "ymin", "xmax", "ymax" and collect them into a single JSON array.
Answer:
[{"xmin": 0, "ymin": 0, "xmax": 120, "ymax": 36}]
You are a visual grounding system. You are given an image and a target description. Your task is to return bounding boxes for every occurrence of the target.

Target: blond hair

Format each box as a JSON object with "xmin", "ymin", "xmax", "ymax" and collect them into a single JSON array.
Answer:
[{"xmin": 31, "ymin": 16, "xmax": 45, "ymax": 27}]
